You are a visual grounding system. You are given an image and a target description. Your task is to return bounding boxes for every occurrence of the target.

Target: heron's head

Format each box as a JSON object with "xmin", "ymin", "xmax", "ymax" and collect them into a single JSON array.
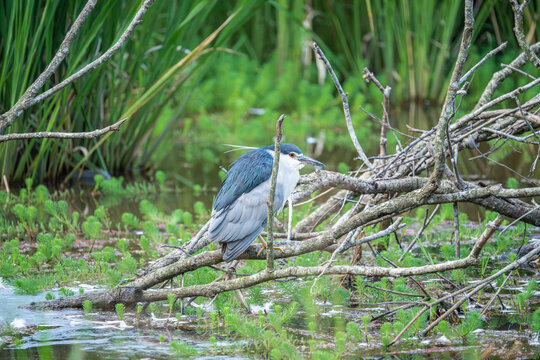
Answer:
[{"xmin": 265, "ymin": 143, "xmax": 326, "ymax": 170}]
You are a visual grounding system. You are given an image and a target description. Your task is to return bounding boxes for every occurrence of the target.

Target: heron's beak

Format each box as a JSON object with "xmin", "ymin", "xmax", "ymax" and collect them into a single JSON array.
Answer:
[{"xmin": 297, "ymin": 155, "xmax": 326, "ymax": 169}]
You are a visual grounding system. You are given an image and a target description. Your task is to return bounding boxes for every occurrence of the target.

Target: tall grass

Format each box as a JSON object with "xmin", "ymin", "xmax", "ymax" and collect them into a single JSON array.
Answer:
[
  {"xmin": 300, "ymin": 0, "xmax": 538, "ymax": 103},
  {"xmin": 1, "ymin": 0, "xmax": 538, "ymax": 183},
  {"xmin": 0, "ymin": 0, "xmax": 262, "ymax": 183}
]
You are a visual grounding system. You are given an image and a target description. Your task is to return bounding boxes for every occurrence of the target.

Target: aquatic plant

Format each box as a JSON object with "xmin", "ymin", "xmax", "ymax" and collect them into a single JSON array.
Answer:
[
  {"xmin": 531, "ymin": 309, "xmax": 540, "ymax": 335},
  {"xmin": 170, "ymin": 341, "xmax": 200, "ymax": 357},
  {"xmin": 83, "ymin": 300, "xmax": 92, "ymax": 314},
  {"xmin": 81, "ymin": 216, "xmax": 103, "ymax": 240},
  {"xmin": 115, "ymin": 303, "xmax": 126, "ymax": 321},
  {"xmin": 167, "ymin": 294, "xmax": 176, "ymax": 321},
  {"xmin": 514, "ymin": 280, "xmax": 538, "ymax": 314},
  {"xmin": 12, "ymin": 277, "xmax": 41, "ymax": 295}
]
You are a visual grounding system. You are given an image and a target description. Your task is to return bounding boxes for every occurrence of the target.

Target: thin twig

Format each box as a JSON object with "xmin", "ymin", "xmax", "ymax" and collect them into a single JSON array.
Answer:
[
  {"xmin": 398, "ymin": 205, "xmax": 440, "ymax": 262},
  {"xmin": 313, "ymin": 43, "xmax": 374, "ymax": 171},
  {"xmin": 458, "ymin": 42, "xmax": 508, "ymax": 87},
  {"xmin": 480, "ymin": 271, "xmax": 512, "ymax": 316},
  {"xmin": 0, "ymin": 118, "xmax": 127, "ymax": 143},
  {"xmin": 267, "ymin": 114, "xmax": 285, "ymax": 272},
  {"xmin": 0, "ymin": 0, "xmax": 156, "ymax": 134},
  {"xmin": 514, "ymin": 96, "xmax": 540, "ymax": 174},
  {"xmin": 509, "ymin": 0, "xmax": 540, "ymax": 69},
  {"xmin": 501, "ymin": 63, "xmax": 536, "ymax": 79},
  {"xmin": 453, "ymin": 202, "xmax": 461, "ymax": 258},
  {"xmin": 0, "ymin": 0, "xmax": 99, "ymax": 134},
  {"xmin": 421, "ymin": 245, "xmax": 540, "ymax": 336}
]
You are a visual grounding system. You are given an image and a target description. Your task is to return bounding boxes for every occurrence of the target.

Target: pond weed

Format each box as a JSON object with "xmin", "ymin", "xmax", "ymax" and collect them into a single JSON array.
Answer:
[
  {"xmin": 115, "ymin": 303, "xmax": 126, "ymax": 321},
  {"xmin": 514, "ymin": 280, "xmax": 538, "ymax": 314},
  {"xmin": 170, "ymin": 340, "xmax": 200, "ymax": 357},
  {"xmin": 83, "ymin": 300, "xmax": 92, "ymax": 314},
  {"xmin": 167, "ymin": 294, "xmax": 176, "ymax": 321}
]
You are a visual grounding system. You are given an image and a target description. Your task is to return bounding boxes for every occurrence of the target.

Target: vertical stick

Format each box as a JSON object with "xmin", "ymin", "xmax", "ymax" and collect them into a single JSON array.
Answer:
[
  {"xmin": 267, "ymin": 114, "xmax": 285, "ymax": 272},
  {"xmin": 453, "ymin": 202, "xmax": 461, "ymax": 258}
]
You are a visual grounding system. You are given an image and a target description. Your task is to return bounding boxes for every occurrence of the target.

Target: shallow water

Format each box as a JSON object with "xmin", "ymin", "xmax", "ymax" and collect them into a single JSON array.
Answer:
[{"xmin": 0, "ymin": 281, "xmax": 249, "ymax": 359}]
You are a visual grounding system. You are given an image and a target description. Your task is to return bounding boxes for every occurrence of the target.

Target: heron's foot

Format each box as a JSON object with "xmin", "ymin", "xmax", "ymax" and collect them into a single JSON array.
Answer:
[
  {"xmin": 252, "ymin": 235, "xmax": 285, "ymax": 255},
  {"xmin": 272, "ymin": 245, "xmax": 285, "ymax": 254},
  {"xmin": 256, "ymin": 246, "xmax": 284, "ymax": 256}
]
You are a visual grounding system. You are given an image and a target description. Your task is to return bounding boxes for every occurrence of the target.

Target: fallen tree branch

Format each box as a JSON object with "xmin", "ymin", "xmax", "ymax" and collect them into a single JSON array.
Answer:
[{"xmin": 31, "ymin": 256, "xmax": 480, "ymax": 310}]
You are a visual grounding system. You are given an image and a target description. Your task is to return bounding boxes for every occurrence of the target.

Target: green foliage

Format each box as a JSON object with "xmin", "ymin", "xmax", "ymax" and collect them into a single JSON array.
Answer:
[
  {"xmin": 118, "ymin": 255, "xmax": 138, "ymax": 275},
  {"xmin": 440, "ymin": 244, "xmax": 456, "ymax": 261},
  {"xmin": 439, "ymin": 203, "xmax": 453, "ymax": 221},
  {"xmin": 337, "ymin": 162, "xmax": 350, "ymax": 174},
  {"xmin": 83, "ymin": 300, "xmax": 92, "ymax": 314},
  {"xmin": 531, "ymin": 308, "xmax": 540, "ymax": 334},
  {"xmin": 155, "ymin": 170, "xmax": 166, "ymax": 190},
  {"xmin": 142, "ymin": 221, "xmax": 160, "ymax": 243},
  {"xmin": 167, "ymin": 293, "xmax": 176, "ymax": 319},
  {"xmin": 437, "ymin": 311, "xmax": 485, "ymax": 343},
  {"xmin": 220, "ymin": 302, "xmax": 301, "ymax": 357},
  {"xmin": 82, "ymin": 216, "xmax": 102, "ymax": 239},
  {"xmin": 183, "ymin": 212, "xmax": 193, "ymax": 229},
  {"xmin": 12, "ymin": 277, "xmax": 41, "ymax": 295},
  {"xmin": 380, "ymin": 322, "xmax": 393, "ymax": 347},
  {"xmin": 514, "ymin": 280, "xmax": 538, "ymax": 313},
  {"xmin": 455, "ymin": 311, "xmax": 484, "ymax": 341},
  {"xmin": 121, "ymin": 212, "xmax": 140, "ymax": 230},
  {"xmin": 506, "ymin": 177, "xmax": 519, "ymax": 189},
  {"xmin": 115, "ymin": 303, "xmax": 126, "ymax": 321},
  {"xmin": 170, "ymin": 341, "xmax": 200, "ymax": 356},
  {"xmin": 59, "ymin": 287, "xmax": 74, "ymax": 297}
]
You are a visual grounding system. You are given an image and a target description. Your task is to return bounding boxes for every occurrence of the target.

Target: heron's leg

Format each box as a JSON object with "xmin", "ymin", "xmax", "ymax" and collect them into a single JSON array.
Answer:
[{"xmin": 255, "ymin": 235, "xmax": 284, "ymax": 256}]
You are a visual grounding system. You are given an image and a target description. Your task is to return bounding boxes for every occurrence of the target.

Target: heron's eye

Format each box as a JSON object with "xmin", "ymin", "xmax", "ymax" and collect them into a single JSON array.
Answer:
[{"xmin": 289, "ymin": 153, "xmax": 295, "ymax": 158}]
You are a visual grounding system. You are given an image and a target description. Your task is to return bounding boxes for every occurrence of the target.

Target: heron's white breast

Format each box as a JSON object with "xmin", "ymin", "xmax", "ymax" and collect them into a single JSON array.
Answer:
[{"xmin": 266, "ymin": 150, "xmax": 301, "ymax": 210}]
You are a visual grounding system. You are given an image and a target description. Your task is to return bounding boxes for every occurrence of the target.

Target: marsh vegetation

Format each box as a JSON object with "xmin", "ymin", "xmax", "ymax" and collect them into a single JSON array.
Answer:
[{"xmin": 1, "ymin": 0, "xmax": 540, "ymax": 359}]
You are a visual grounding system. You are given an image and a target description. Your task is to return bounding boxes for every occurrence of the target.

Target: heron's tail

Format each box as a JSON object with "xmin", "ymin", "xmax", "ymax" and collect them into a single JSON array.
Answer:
[{"xmin": 220, "ymin": 232, "xmax": 259, "ymax": 262}]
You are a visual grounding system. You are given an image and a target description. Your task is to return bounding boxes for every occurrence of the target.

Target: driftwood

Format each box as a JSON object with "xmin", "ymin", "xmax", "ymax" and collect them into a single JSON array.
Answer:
[{"xmin": 31, "ymin": 0, "xmax": 540, "ymax": 336}]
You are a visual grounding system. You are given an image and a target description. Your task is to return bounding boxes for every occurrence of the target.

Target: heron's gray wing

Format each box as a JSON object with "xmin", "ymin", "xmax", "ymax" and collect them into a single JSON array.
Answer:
[
  {"xmin": 209, "ymin": 180, "xmax": 270, "ymax": 244},
  {"xmin": 213, "ymin": 148, "xmax": 273, "ymax": 212}
]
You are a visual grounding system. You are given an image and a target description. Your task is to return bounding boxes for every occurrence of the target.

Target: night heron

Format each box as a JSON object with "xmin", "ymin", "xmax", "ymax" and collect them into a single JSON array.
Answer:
[{"xmin": 209, "ymin": 143, "xmax": 325, "ymax": 262}]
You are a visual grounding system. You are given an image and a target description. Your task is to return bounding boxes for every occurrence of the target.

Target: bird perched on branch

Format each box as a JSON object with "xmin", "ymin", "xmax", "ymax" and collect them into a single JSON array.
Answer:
[{"xmin": 209, "ymin": 143, "xmax": 325, "ymax": 262}]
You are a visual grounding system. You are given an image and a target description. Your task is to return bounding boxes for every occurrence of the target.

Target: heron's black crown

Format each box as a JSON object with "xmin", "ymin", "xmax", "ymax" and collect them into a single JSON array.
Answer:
[{"xmin": 262, "ymin": 143, "xmax": 302, "ymax": 155}]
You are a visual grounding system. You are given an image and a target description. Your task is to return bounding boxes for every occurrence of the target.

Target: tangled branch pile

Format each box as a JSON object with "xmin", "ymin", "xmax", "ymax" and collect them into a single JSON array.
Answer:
[{"xmin": 33, "ymin": 0, "xmax": 540, "ymax": 342}]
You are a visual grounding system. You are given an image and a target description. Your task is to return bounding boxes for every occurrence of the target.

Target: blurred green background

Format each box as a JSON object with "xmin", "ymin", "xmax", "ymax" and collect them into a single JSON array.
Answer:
[{"xmin": 0, "ymin": 0, "xmax": 538, "ymax": 185}]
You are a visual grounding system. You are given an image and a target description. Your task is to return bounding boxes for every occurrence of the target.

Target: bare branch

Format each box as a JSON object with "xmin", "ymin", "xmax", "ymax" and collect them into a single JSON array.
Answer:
[
  {"xmin": 0, "ymin": 0, "xmax": 156, "ymax": 134},
  {"xmin": 33, "ymin": 0, "xmax": 156, "ymax": 106},
  {"xmin": 476, "ymin": 42, "xmax": 540, "ymax": 108},
  {"xmin": 0, "ymin": 118, "xmax": 127, "ymax": 143},
  {"xmin": 267, "ymin": 115, "xmax": 285, "ymax": 272},
  {"xmin": 469, "ymin": 215, "xmax": 502, "ymax": 258},
  {"xmin": 458, "ymin": 42, "xmax": 508, "ymax": 87},
  {"xmin": 420, "ymin": 0, "xmax": 474, "ymax": 198},
  {"xmin": 510, "ymin": 0, "xmax": 540, "ymax": 69},
  {"xmin": 0, "ymin": 0, "xmax": 98, "ymax": 134},
  {"xmin": 421, "ymin": 244, "xmax": 540, "ymax": 336},
  {"xmin": 313, "ymin": 43, "xmax": 374, "ymax": 171},
  {"xmin": 363, "ymin": 67, "xmax": 392, "ymax": 163}
]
